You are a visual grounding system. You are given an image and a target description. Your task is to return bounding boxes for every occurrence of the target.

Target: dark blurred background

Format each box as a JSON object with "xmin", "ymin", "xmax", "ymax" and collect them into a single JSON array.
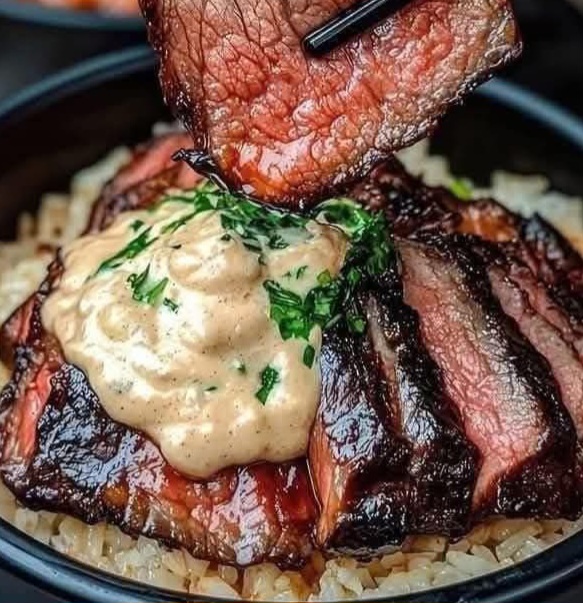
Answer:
[{"xmin": 1, "ymin": 0, "xmax": 583, "ymax": 117}]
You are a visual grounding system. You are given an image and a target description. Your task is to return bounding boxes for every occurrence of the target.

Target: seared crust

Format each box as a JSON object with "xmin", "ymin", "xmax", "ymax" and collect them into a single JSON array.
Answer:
[{"xmin": 140, "ymin": 0, "xmax": 521, "ymax": 206}]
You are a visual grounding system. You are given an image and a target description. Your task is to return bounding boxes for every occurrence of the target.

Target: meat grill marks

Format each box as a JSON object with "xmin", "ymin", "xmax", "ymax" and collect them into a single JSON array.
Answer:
[
  {"xmin": 399, "ymin": 234, "xmax": 581, "ymax": 518},
  {"xmin": 310, "ymin": 255, "xmax": 477, "ymax": 554},
  {"xmin": 140, "ymin": 0, "xmax": 521, "ymax": 205}
]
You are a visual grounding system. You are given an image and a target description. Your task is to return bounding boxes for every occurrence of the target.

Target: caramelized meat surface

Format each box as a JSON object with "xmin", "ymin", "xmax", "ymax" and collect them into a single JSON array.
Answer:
[
  {"xmin": 399, "ymin": 235, "xmax": 580, "ymax": 518},
  {"xmin": 310, "ymin": 256, "xmax": 477, "ymax": 553},
  {"xmin": 88, "ymin": 132, "xmax": 200, "ymax": 231},
  {"xmin": 2, "ymin": 136, "xmax": 583, "ymax": 566},
  {"xmin": 140, "ymin": 0, "xmax": 520, "ymax": 205}
]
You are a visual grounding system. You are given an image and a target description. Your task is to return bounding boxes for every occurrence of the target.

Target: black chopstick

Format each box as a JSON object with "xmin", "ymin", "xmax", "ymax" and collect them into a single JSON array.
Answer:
[{"xmin": 303, "ymin": 0, "xmax": 412, "ymax": 57}]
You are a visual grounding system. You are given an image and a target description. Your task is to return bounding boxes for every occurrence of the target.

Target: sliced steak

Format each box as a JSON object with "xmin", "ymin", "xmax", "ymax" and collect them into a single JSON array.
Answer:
[
  {"xmin": 352, "ymin": 158, "xmax": 583, "ymax": 361},
  {"xmin": 350, "ymin": 157, "xmax": 520, "ymax": 240},
  {"xmin": 310, "ymin": 255, "xmax": 477, "ymax": 553},
  {"xmin": 311, "ymin": 315, "xmax": 412, "ymax": 553},
  {"xmin": 141, "ymin": 0, "xmax": 520, "ymax": 205},
  {"xmin": 398, "ymin": 234, "xmax": 580, "ymax": 518},
  {"xmin": 88, "ymin": 132, "xmax": 200, "ymax": 231},
  {"xmin": 519, "ymin": 215, "xmax": 583, "ymax": 326},
  {"xmin": 0, "ymin": 280, "xmax": 317, "ymax": 567}
]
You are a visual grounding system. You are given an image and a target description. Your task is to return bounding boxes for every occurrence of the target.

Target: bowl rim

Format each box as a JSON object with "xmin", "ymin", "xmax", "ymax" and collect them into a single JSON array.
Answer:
[
  {"xmin": 0, "ymin": 0, "xmax": 143, "ymax": 31},
  {"xmin": 1, "ymin": 44, "xmax": 583, "ymax": 603}
]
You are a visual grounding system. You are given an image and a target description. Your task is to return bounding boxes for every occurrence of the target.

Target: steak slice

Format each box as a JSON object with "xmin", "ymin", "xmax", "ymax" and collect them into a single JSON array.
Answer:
[
  {"xmin": 475, "ymin": 245, "xmax": 583, "ymax": 438},
  {"xmin": 398, "ymin": 234, "xmax": 580, "ymax": 518},
  {"xmin": 140, "ymin": 0, "xmax": 520, "ymax": 205},
  {"xmin": 519, "ymin": 215, "xmax": 583, "ymax": 326},
  {"xmin": 88, "ymin": 132, "xmax": 200, "ymax": 232},
  {"xmin": 350, "ymin": 157, "xmax": 521, "ymax": 240},
  {"xmin": 352, "ymin": 159, "xmax": 583, "ymax": 361},
  {"xmin": 0, "ymin": 280, "xmax": 317, "ymax": 567},
  {"xmin": 310, "ymin": 255, "xmax": 477, "ymax": 553},
  {"xmin": 0, "ymin": 137, "xmax": 317, "ymax": 566}
]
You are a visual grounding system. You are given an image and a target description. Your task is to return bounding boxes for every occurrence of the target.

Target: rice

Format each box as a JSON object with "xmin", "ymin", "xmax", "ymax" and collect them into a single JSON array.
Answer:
[{"xmin": 0, "ymin": 135, "xmax": 582, "ymax": 601}]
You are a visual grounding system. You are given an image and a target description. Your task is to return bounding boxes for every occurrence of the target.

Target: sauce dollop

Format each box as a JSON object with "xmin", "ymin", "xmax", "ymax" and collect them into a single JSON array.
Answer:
[{"xmin": 43, "ymin": 187, "xmax": 348, "ymax": 478}]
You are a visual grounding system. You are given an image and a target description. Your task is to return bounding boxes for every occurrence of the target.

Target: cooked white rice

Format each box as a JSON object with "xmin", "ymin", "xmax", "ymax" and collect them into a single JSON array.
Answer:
[{"xmin": 0, "ymin": 136, "xmax": 582, "ymax": 601}]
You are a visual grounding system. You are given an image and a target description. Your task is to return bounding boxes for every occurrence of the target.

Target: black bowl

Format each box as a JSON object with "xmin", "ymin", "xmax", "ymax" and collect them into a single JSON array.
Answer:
[
  {"xmin": 1, "ymin": 46, "xmax": 583, "ymax": 603},
  {"xmin": 0, "ymin": 0, "xmax": 144, "ymax": 101},
  {"xmin": 0, "ymin": 0, "xmax": 142, "ymax": 30}
]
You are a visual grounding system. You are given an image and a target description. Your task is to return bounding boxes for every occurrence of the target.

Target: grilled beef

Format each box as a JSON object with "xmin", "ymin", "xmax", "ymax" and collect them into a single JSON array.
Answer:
[
  {"xmin": 0, "ymin": 137, "xmax": 317, "ymax": 566},
  {"xmin": 399, "ymin": 234, "xmax": 580, "ymax": 518},
  {"xmin": 310, "ymin": 255, "xmax": 477, "ymax": 553},
  {"xmin": 88, "ymin": 132, "xmax": 200, "ymax": 231},
  {"xmin": 140, "ymin": 0, "xmax": 520, "ymax": 205},
  {"xmin": 473, "ymin": 245, "xmax": 583, "ymax": 438},
  {"xmin": 356, "ymin": 157, "xmax": 583, "ymax": 498},
  {"xmin": 0, "ymin": 266, "xmax": 317, "ymax": 567}
]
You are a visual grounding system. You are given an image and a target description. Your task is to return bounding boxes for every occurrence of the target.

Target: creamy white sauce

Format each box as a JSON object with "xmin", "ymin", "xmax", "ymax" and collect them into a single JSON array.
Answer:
[{"xmin": 42, "ymin": 191, "xmax": 348, "ymax": 478}]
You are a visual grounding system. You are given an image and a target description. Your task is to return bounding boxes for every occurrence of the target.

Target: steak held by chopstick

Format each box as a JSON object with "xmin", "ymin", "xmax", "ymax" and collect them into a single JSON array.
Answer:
[{"xmin": 139, "ymin": 0, "xmax": 521, "ymax": 206}]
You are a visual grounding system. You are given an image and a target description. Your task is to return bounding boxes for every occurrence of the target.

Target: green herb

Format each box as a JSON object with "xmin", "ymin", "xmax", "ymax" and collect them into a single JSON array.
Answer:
[
  {"xmin": 449, "ymin": 178, "xmax": 473, "ymax": 201},
  {"xmin": 284, "ymin": 265, "xmax": 309, "ymax": 279},
  {"xmin": 130, "ymin": 219, "xmax": 145, "ymax": 232},
  {"xmin": 317, "ymin": 270, "xmax": 332, "ymax": 286},
  {"xmin": 233, "ymin": 359, "xmax": 247, "ymax": 374},
  {"xmin": 96, "ymin": 227, "xmax": 158, "ymax": 275},
  {"xmin": 163, "ymin": 297, "xmax": 180, "ymax": 313},
  {"xmin": 127, "ymin": 264, "xmax": 169, "ymax": 306},
  {"xmin": 347, "ymin": 313, "xmax": 367, "ymax": 334},
  {"xmin": 255, "ymin": 365, "xmax": 279, "ymax": 405},
  {"xmin": 295, "ymin": 265, "xmax": 308, "ymax": 279},
  {"xmin": 218, "ymin": 195, "xmax": 309, "ymax": 254},
  {"xmin": 161, "ymin": 212, "xmax": 197, "ymax": 234},
  {"xmin": 316, "ymin": 199, "xmax": 391, "ymax": 277},
  {"xmin": 264, "ymin": 199, "xmax": 392, "ymax": 348},
  {"xmin": 303, "ymin": 344, "xmax": 316, "ymax": 368},
  {"xmin": 205, "ymin": 385, "xmax": 218, "ymax": 392},
  {"xmin": 264, "ymin": 281, "xmax": 311, "ymax": 340},
  {"xmin": 150, "ymin": 182, "xmax": 219, "ymax": 213}
]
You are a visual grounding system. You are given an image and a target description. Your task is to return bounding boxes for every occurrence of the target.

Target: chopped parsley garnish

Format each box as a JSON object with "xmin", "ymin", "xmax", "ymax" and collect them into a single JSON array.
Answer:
[
  {"xmin": 316, "ymin": 199, "xmax": 391, "ymax": 277},
  {"xmin": 161, "ymin": 212, "xmax": 197, "ymax": 234},
  {"xmin": 255, "ymin": 365, "xmax": 279, "ymax": 405},
  {"xmin": 219, "ymin": 196, "xmax": 309, "ymax": 255},
  {"xmin": 284, "ymin": 265, "xmax": 309, "ymax": 280},
  {"xmin": 347, "ymin": 313, "xmax": 367, "ymax": 334},
  {"xmin": 163, "ymin": 297, "xmax": 180, "ymax": 313},
  {"xmin": 295, "ymin": 265, "xmax": 308, "ymax": 279},
  {"xmin": 233, "ymin": 359, "xmax": 247, "ymax": 374},
  {"xmin": 264, "ymin": 199, "xmax": 392, "ymax": 351},
  {"xmin": 449, "ymin": 178, "xmax": 473, "ymax": 201},
  {"xmin": 303, "ymin": 344, "xmax": 316, "ymax": 368},
  {"xmin": 96, "ymin": 227, "xmax": 158, "ymax": 275},
  {"xmin": 130, "ymin": 219, "xmax": 145, "ymax": 232},
  {"xmin": 205, "ymin": 385, "xmax": 218, "ymax": 392},
  {"xmin": 127, "ymin": 264, "xmax": 169, "ymax": 306}
]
